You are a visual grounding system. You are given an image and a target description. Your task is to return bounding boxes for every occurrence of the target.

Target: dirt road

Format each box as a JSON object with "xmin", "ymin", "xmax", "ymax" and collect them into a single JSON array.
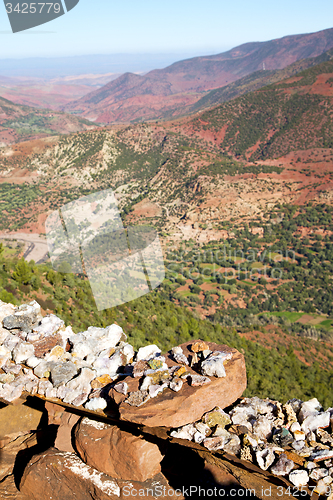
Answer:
[{"xmin": 0, "ymin": 233, "xmax": 49, "ymax": 264}]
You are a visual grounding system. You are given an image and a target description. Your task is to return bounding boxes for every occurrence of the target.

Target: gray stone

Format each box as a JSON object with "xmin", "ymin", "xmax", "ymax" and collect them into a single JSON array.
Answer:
[
  {"xmin": 50, "ymin": 362, "xmax": 78, "ymax": 387},
  {"xmin": 270, "ymin": 454, "xmax": 295, "ymax": 476},
  {"xmin": 3, "ymin": 301, "xmax": 41, "ymax": 333}
]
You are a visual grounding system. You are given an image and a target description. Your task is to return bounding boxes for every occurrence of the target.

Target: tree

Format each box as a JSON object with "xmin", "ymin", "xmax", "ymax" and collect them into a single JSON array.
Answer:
[{"xmin": 13, "ymin": 259, "xmax": 33, "ymax": 285}]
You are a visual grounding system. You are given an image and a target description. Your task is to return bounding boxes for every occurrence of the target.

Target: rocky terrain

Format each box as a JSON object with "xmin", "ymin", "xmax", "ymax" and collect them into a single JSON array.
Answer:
[
  {"xmin": 63, "ymin": 27, "xmax": 333, "ymax": 123},
  {"xmin": 1, "ymin": 299, "xmax": 333, "ymax": 499},
  {"xmin": 0, "ymin": 96, "xmax": 97, "ymax": 147}
]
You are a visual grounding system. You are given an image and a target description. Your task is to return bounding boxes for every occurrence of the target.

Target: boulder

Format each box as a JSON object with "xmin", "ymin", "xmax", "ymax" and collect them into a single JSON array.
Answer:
[
  {"xmin": 0, "ymin": 403, "xmax": 43, "ymax": 446},
  {"xmin": 20, "ymin": 448, "xmax": 182, "ymax": 500},
  {"xmin": 109, "ymin": 341, "xmax": 247, "ymax": 427},
  {"xmin": 0, "ymin": 432, "xmax": 38, "ymax": 481},
  {"xmin": 45, "ymin": 401, "xmax": 80, "ymax": 453},
  {"xmin": 74, "ymin": 417, "xmax": 163, "ymax": 481}
]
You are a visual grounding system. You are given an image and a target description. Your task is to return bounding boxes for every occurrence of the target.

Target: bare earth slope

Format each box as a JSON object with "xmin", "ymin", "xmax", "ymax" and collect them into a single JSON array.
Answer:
[{"xmin": 64, "ymin": 27, "xmax": 333, "ymax": 123}]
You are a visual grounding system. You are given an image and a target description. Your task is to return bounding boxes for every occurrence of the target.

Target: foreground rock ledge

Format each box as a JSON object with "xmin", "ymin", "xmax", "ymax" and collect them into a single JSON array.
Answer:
[
  {"xmin": 20, "ymin": 448, "xmax": 183, "ymax": 500},
  {"xmin": 109, "ymin": 341, "xmax": 247, "ymax": 428}
]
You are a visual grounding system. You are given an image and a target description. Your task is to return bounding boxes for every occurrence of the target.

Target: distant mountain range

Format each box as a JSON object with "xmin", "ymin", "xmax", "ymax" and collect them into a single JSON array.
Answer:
[{"xmin": 63, "ymin": 27, "xmax": 333, "ymax": 123}]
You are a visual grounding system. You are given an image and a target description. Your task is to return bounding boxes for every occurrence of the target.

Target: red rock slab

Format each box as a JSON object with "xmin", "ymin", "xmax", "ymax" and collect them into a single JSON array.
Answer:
[
  {"xmin": 109, "ymin": 341, "xmax": 247, "ymax": 428},
  {"xmin": 20, "ymin": 448, "xmax": 183, "ymax": 500},
  {"xmin": 74, "ymin": 417, "xmax": 163, "ymax": 481},
  {"xmin": 32, "ymin": 332, "xmax": 63, "ymax": 358}
]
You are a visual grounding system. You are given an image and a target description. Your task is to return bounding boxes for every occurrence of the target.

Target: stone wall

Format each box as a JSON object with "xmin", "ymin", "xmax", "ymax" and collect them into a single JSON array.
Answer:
[{"xmin": 0, "ymin": 300, "xmax": 333, "ymax": 499}]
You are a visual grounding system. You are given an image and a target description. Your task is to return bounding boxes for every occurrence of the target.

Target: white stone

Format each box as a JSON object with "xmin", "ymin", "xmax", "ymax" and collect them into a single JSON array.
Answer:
[
  {"xmin": 73, "ymin": 359, "xmax": 91, "ymax": 370},
  {"xmin": 170, "ymin": 424, "xmax": 196, "ymax": 441},
  {"xmin": 119, "ymin": 343, "xmax": 134, "ymax": 364},
  {"xmin": 252, "ymin": 415, "xmax": 273, "ymax": 440},
  {"xmin": 306, "ymin": 462, "xmax": 317, "ymax": 470},
  {"xmin": 301, "ymin": 412, "xmax": 330, "ymax": 433},
  {"xmin": 169, "ymin": 378, "xmax": 183, "ymax": 392},
  {"xmin": 136, "ymin": 344, "xmax": 161, "ymax": 361},
  {"xmin": 0, "ymin": 345, "xmax": 11, "ymax": 358},
  {"xmin": 270, "ymin": 454, "xmax": 295, "ymax": 476},
  {"xmin": 0, "ymin": 327, "xmax": 10, "ymax": 344},
  {"xmin": 201, "ymin": 351, "xmax": 232, "ymax": 378},
  {"xmin": 195, "ymin": 422, "xmax": 211, "ymax": 436},
  {"xmin": 57, "ymin": 385, "xmax": 71, "ymax": 400},
  {"xmin": 310, "ymin": 468, "xmax": 329, "ymax": 481},
  {"xmin": 85, "ymin": 354, "xmax": 97, "ymax": 365},
  {"xmin": 32, "ymin": 314, "xmax": 64, "ymax": 337},
  {"xmin": 298, "ymin": 399, "xmax": 322, "ymax": 422},
  {"xmin": 12, "ymin": 342, "xmax": 35, "ymax": 364},
  {"xmin": 193, "ymin": 431, "xmax": 206, "ymax": 444},
  {"xmin": 72, "ymin": 342, "xmax": 92, "ymax": 359},
  {"xmin": 173, "ymin": 353, "xmax": 189, "ymax": 365},
  {"xmin": 114, "ymin": 382, "xmax": 128, "ymax": 395},
  {"xmin": 45, "ymin": 386, "xmax": 58, "ymax": 398},
  {"xmin": 171, "ymin": 346, "xmax": 183, "ymax": 355},
  {"xmin": 0, "ymin": 382, "xmax": 24, "ymax": 402},
  {"xmin": 290, "ymin": 422, "xmax": 301, "ymax": 433},
  {"xmin": 307, "ymin": 447, "xmax": 332, "ymax": 464},
  {"xmin": 85, "ymin": 398, "xmax": 107, "ymax": 411},
  {"xmin": 148, "ymin": 383, "xmax": 168, "ymax": 398},
  {"xmin": 38, "ymin": 379, "xmax": 53, "ymax": 396},
  {"xmin": 3, "ymin": 334, "xmax": 20, "ymax": 352},
  {"xmin": 0, "ymin": 301, "xmax": 15, "ymax": 323},
  {"xmin": 0, "ymin": 373, "xmax": 14, "ymax": 384},
  {"xmin": 230, "ymin": 405, "xmax": 256, "ymax": 430},
  {"xmin": 289, "ymin": 470, "xmax": 309, "ymax": 487},
  {"xmin": 315, "ymin": 478, "xmax": 332, "ymax": 496},
  {"xmin": 34, "ymin": 360, "xmax": 53, "ymax": 379},
  {"xmin": 93, "ymin": 350, "xmax": 124, "ymax": 377},
  {"xmin": 0, "ymin": 355, "xmax": 9, "ymax": 369},
  {"xmin": 256, "ymin": 448, "xmax": 275, "ymax": 471},
  {"xmin": 203, "ymin": 436, "xmax": 227, "ymax": 451},
  {"xmin": 293, "ymin": 430, "xmax": 306, "ymax": 441},
  {"xmin": 140, "ymin": 376, "xmax": 153, "ymax": 391},
  {"xmin": 15, "ymin": 301, "xmax": 41, "ymax": 318},
  {"xmin": 26, "ymin": 356, "xmax": 42, "ymax": 369},
  {"xmin": 63, "ymin": 368, "xmax": 95, "ymax": 406}
]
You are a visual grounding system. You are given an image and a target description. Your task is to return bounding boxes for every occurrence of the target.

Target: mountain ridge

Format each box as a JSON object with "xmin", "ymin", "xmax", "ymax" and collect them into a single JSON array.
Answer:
[{"xmin": 64, "ymin": 27, "xmax": 333, "ymax": 123}]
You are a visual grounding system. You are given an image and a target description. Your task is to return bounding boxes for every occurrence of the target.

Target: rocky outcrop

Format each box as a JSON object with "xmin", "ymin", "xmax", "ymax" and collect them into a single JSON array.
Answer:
[
  {"xmin": 0, "ymin": 403, "xmax": 43, "ymax": 448},
  {"xmin": 2, "ymin": 299, "xmax": 333, "ymax": 499},
  {"xmin": 109, "ymin": 341, "xmax": 246, "ymax": 427},
  {"xmin": 19, "ymin": 448, "xmax": 182, "ymax": 500}
]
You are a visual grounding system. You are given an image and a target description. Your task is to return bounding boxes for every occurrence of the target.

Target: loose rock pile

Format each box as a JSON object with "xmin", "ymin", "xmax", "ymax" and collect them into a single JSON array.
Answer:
[
  {"xmin": 0, "ymin": 300, "xmax": 245, "ymax": 419},
  {"xmin": 170, "ymin": 397, "xmax": 333, "ymax": 497},
  {"xmin": 2, "ymin": 299, "xmax": 333, "ymax": 499}
]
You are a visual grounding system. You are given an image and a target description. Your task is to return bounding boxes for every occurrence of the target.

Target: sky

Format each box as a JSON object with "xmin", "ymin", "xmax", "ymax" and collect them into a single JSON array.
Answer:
[{"xmin": 0, "ymin": 0, "xmax": 332, "ymax": 60}]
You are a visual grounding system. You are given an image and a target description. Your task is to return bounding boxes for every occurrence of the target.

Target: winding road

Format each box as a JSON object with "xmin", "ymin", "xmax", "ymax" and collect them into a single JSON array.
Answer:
[{"xmin": 0, "ymin": 233, "xmax": 49, "ymax": 264}]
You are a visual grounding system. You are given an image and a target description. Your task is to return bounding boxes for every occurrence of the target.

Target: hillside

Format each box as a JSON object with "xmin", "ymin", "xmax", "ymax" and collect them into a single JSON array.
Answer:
[
  {"xmin": 185, "ymin": 48, "xmax": 333, "ymax": 114},
  {"xmin": 64, "ymin": 27, "xmax": 333, "ymax": 123},
  {"xmin": 0, "ymin": 96, "xmax": 97, "ymax": 146},
  {"xmin": 1, "ymin": 53, "xmax": 333, "ymax": 390},
  {"xmin": 188, "ymin": 57, "xmax": 333, "ymax": 161},
  {"xmin": 0, "ymin": 251, "xmax": 332, "ymax": 407}
]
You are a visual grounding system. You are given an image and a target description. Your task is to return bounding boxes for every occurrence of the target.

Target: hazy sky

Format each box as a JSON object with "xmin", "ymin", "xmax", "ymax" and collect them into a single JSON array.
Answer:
[{"xmin": 0, "ymin": 0, "xmax": 332, "ymax": 59}]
